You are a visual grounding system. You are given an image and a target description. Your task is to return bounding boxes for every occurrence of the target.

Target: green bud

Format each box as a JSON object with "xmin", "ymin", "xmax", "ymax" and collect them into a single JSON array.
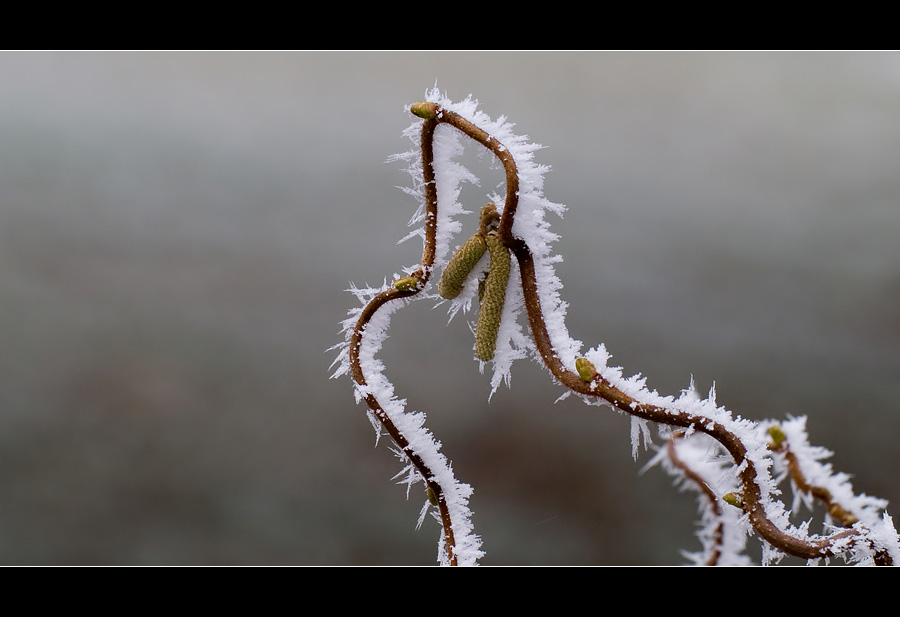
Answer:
[
  {"xmin": 575, "ymin": 357, "xmax": 598, "ymax": 382},
  {"xmin": 426, "ymin": 486, "xmax": 438, "ymax": 506},
  {"xmin": 393, "ymin": 276, "xmax": 420, "ymax": 292},
  {"xmin": 767, "ymin": 425, "xmax": 786, "ymax": 447},
  {"xmin": 723, "ymin": 492, "xmax": 744, "ymax": 509},
  {"xmin": 475, "ymin": 233, "xmax": 510, "ymax": 362},
  {"xmin": 438, "ymin": 233, "xmax": 487, "ymax": 299},
  {"xmin": 410, "ymin": 101, "xmax": 438, "ymax": 119}
]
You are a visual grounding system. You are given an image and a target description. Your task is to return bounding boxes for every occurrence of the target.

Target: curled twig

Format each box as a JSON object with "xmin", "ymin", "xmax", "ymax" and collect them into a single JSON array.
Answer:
[
  {"xmin": 336, "ymin": 92, "xmax": 897, "ymax": 565},
  {"xmin": 666, "ymin": 432, "xmax": 725, "ymax": 566},
  {"xmin": 767, "ymin": 425, "xmax": 859, "ymax": 528}
]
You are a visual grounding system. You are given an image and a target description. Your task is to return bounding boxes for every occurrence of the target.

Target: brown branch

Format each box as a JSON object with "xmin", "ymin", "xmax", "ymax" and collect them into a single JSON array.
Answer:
[
  {"xmin": 767, "ymin": 427, "xmax": 859, "ymax": 528},
  {"xmin": 667, "ymin": 433, "xmax": 723, "ymax": 566},
  {"xmin": 409, "ymin": 101, "xmax": 890, "ymax": 564},
  {"xmin": 347, "ymin": 99, "xmax": 893, "ymax": 565},
  {"xmin": 348, "ymin": 116, "xmax": 460, "ymax": 565}
]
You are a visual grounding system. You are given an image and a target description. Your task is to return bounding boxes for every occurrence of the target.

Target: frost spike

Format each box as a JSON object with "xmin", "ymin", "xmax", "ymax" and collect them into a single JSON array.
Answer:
[{"xmin": 475, "ymin": 232, "xmax": 510, "ymax": 361}]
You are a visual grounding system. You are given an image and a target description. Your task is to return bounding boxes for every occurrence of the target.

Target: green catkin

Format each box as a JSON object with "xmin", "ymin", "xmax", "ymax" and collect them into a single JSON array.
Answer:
[
  {"xmin": 475, "ymin": 232, "xmax": 511, "ymax": 361},
  {"xmin": 438, "ymin": 233, "xmax": 487, "ymax": 299}
]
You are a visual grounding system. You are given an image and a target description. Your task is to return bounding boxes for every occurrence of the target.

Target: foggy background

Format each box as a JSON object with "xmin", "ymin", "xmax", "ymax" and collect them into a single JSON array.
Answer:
[{"xmin": 1, "ymin": 51, "xmax": 898, "ymax": 565}]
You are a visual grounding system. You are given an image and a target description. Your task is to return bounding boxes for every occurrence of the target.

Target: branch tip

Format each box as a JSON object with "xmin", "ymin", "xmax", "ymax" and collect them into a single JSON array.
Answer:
[
  {"xmin": 410, "ymin": 101, "xmax": 438, "ymax": 119},
  {"xmin": 767, "ymin": 425, "xmax": 786, "ymax": 448}
]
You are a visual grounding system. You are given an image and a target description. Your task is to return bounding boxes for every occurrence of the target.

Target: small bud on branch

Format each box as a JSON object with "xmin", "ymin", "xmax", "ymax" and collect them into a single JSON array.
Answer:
[
  {"xmin": 723, "ymin": 492, "xmax": 744, "ymax": 509},
  {"xmin": 575, "ymin": 357, "xmax": 598, "ymax": 382},
  {"xmin": 393, "ymin": 276, "xmax": 421, "ymax": 292}
]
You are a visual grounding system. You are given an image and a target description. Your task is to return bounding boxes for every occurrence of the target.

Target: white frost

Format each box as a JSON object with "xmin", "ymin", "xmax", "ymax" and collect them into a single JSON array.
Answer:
[{"xmin": 332, "ymin": 88, "xmax": 897, "ymax": 566}]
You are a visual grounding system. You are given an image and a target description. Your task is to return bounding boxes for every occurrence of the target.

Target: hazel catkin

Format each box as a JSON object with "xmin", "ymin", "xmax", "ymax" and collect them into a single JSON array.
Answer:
[
  {"xmin": 438, "ymin": 233, "xmax": 487, "ymax": 300},
  {"xmin": 475, "ymin": 232, "xmax": 510, "ymax": 361}
]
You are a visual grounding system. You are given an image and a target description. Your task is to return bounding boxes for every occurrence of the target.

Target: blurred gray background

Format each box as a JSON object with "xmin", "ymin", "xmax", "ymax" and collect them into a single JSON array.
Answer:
[{"xmin": 1, "ymin": 50, "xmax": 898, "ymax": 565}]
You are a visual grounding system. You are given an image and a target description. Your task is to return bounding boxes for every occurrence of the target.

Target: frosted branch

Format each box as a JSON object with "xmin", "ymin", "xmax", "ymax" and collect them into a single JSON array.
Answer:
[{"xmin": 332, "ymin": 89, "xmax": 898, "ymax": 565}]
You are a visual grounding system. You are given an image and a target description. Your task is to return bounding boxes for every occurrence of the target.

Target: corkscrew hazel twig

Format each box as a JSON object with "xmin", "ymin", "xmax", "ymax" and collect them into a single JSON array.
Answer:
[{"xmin": 337, "ymin": 95, "xmax": 898, "ymax": 566}]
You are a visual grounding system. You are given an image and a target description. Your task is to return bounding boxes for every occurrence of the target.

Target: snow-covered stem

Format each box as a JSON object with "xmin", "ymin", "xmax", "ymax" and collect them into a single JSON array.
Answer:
[
  {"xmin": 343, "ymin": 111, "xmax": 470, "ymax": 566},
  {"xmin": 335, "ymin": 91, "xmax": 898, "ymax": 565},
  {"xmin": 664, "ymin": 432, "xmax": 730, "ymax": 566}
]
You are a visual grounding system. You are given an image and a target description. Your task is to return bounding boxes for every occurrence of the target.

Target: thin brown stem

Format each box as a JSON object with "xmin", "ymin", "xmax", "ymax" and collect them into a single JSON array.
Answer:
[
  {"xmin": 667, "ymin": 433, "xmax": 723, "ymax": 566},
  {"xmin": 348, "ymin": 99, "xmax": 892, "ymax": 565},
  {"xmin": 768, "ymin": 435, "xmax": 860, "ymax": 528},
  {"xmin": 414, "ymin": 101, "xmax": 890, "ymax": 564},
  {"xmin": 348, "ymin": 116, "xmax": 460, "ymax": 564}
]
